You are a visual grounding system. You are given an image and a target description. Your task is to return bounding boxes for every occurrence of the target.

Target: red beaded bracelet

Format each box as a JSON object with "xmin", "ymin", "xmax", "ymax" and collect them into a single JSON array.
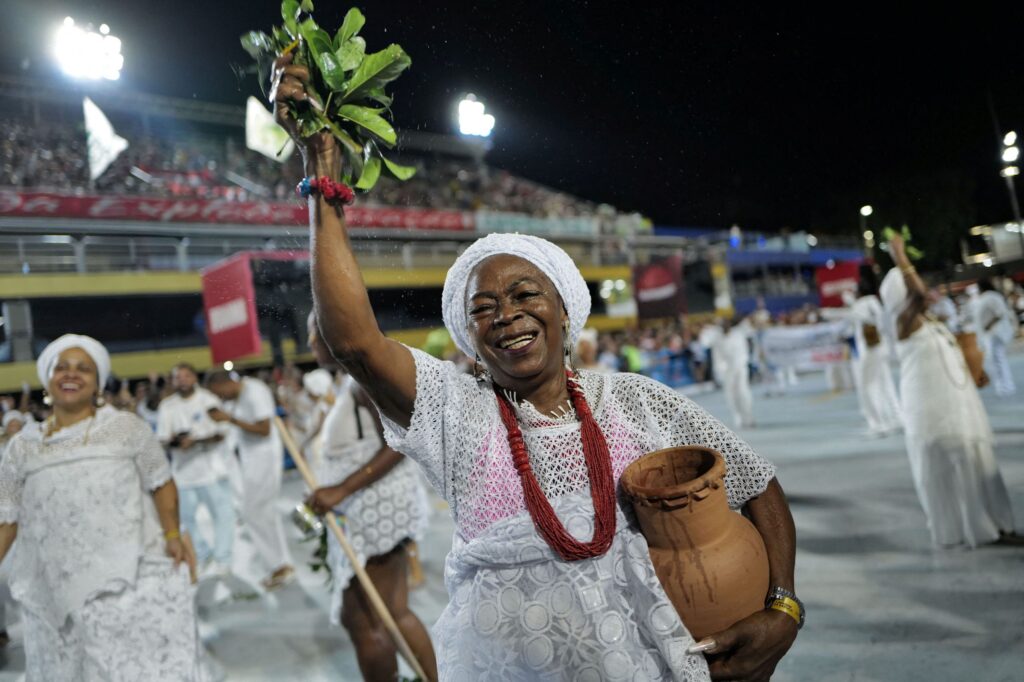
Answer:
[{"xmin": 296, "ymin": 176, "xmax": 356, "ymax": 205}]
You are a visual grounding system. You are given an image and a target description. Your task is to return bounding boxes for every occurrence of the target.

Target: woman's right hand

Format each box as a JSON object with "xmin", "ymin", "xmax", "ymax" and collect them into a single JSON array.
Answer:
[{"xmin": 270, "ymin": 52, "xmax": 337, "ymax": 166}]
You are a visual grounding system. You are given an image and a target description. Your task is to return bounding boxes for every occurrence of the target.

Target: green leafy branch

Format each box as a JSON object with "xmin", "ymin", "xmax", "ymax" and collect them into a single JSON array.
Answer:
[
  {"xmin": 241, "ymin": 1, "xmax": 416, "ymax": 190},
  {"xmin": 881, "ymin": 224, "xmax": 925, "ymax": 261}
]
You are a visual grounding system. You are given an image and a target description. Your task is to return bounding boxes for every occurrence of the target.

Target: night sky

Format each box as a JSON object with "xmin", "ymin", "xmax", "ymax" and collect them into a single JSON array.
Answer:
[{"xmin": 4, "ymin": 1, "xmax": 1024, "ymax": 238}]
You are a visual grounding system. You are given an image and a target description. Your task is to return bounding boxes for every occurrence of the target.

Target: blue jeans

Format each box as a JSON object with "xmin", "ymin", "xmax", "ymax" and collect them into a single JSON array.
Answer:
[{"xmin": 179, "ymin": 479, "xmax": 235, "ymax": 565}]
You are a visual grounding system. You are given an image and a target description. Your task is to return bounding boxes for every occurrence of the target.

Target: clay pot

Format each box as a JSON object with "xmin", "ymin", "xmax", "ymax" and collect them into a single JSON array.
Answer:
[
  {"xmin": 955, "ymin": 332, "xmax": 989, "ymax": 388},
  {"xmin": 621, "ymin": 446, "xmax": 769, "ymax": 641}
]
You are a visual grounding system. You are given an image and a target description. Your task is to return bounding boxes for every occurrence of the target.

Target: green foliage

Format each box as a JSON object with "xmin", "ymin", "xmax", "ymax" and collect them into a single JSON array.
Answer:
[
  {"xmin": 241, "ymin": 2, "xmax": 415, "ymax": 190},
  {"xmin": 882, "ymin": 224, "xmax": 925, "ymax": 261}
]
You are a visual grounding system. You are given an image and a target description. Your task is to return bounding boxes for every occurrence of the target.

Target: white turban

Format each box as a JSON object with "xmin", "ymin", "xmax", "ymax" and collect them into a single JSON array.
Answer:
[
  {"xmin": 2, "ymin": 410, "xmax": 25, "ymax": 429},
  {"xmin": 879, "ymin": 268, "xmax": 908, "ymax": 317},
  {"xmin": 441, "ymin": 233, "xmax": 592, "ymax": 358},
  {"xmin": 36, "ymin": 334, "xmax": 112, "ymax": 389},
  {"xmin": 303, "ymin": 368, "xmax": 334, "ymax": 397}
]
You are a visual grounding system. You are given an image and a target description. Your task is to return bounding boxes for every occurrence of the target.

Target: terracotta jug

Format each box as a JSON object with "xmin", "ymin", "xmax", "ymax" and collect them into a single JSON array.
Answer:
[
  {"xmin": 620, "ymin": 446, "xmax": 769, "ymax": 641},
  {"xmin": 955, "ymin": 332, "xmax": 989, "ymax": 388}
]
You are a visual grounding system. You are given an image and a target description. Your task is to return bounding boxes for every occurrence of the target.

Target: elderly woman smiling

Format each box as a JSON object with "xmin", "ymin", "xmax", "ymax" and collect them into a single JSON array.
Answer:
[
  {"xmin": 0, "ymin": 335, "xmax": 203, "ymax": 681},
  {"xmin": 275, "ymin": 56, "xmax": 799, "ymax": 681}
]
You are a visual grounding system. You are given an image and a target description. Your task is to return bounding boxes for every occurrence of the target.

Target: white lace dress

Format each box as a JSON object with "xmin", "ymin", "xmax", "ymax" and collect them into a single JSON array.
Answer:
[
  {"xmin": 316, "ymin": 376, "xmax": 429, "ymax": 623},
  {"xmin": 382, "ymin": 348, "xmax": 776, "ymax": 681},
  {"xmin": 0, "ymin": 407, "xmax": 203, "ymax": 681}
]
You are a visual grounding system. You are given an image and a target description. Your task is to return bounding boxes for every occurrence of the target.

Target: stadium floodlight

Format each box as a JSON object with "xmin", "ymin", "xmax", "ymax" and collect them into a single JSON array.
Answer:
[
  {"xmin": 458, "ymin": 94, "xmax": 495, "ymax": 137},
  {"xmin": 1004, "ymin": 131, "xmax": 1017, "ymax": 147},
  {"xmin": 55, "ymin": 17, "xmax": 124, "ymax": 81},
  {"xmin": 1002, "ymin": 146, "xmax": 1020, "ymax": 163},
  {"xmin": 859, "ymin": 205, "xmax": 873, "ymax": 217},
  {"xmin": 1001, "ymin": 165, "xmax": 1020, "ymax": 178}
]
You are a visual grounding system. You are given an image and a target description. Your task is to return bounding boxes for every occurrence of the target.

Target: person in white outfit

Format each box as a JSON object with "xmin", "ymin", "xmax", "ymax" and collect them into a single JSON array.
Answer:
[
  {"xmin": 972, "ymin": 279, "xmax": 1017, "ymax": 397},
  {"xmin": 0, "ymin": 335, "xmax": 203, "ymax": 679},
  {"xmin": 158, "ymin": 363, "xmax": 236, "ymax": 576},
  {"xmin": 929, "ymin": 287, "xmax": 961, "ymax": 334},
  {"xmin": 303, "ymin": 315, "xmax": 436, "ymax": 681},
  {"xmin": 881, "ymin": 236, "xmax": 1022, "ymax": 548},
  {"xmin": 701, "ymin": 317, "xmax": 756, "ymax": 428},
  {"xmin": 844, "ymin": 274, "xmax": 903, "ymax": 436},
  {"xmin": 207, "ymin": 371, "xmax": 295, "ymax": 590}
]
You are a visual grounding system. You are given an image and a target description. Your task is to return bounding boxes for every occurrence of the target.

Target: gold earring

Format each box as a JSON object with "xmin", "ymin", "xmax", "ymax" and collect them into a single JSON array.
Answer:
[{"xmin": 473, "ymin": 354, "xmax": 489, "ymax": 383}]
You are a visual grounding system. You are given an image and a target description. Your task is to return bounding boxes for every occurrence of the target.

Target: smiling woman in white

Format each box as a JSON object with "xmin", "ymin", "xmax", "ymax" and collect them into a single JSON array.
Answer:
[{"xmin": 0, "ymin": 335, "xmax": 202, "ymax": 681}]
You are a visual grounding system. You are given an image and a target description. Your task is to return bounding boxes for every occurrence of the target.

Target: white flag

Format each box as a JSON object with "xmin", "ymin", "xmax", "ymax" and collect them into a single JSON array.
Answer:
[
  {"xmin": 246, "ymin": 96, "xmax": 294, "ymax": 162},
  {"xmin": 82, "ymin": 97, "xmax": 128, "ymax": 182}
]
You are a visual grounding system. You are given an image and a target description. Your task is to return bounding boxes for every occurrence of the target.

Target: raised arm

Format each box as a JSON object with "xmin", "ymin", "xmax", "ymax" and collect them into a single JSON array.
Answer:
[
  {"xmin": 272, "ymin": 54, "xmax": 417, "ymax": 427},
  {"xmin": 887, "ymin": 233, "xmax": 928, "ymax": 339}
]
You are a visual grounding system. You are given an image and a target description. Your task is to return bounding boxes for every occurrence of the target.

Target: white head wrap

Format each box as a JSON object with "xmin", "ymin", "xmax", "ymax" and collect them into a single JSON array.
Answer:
[
  {"xmin": 2, "ymin": 410, "xmax": 25, "ymax": 429},
  {"xmin": 879, "ymin": 268, "xmax": 909, "ymax": 318},
  {"xmin": 441, "ymin": 233, "xmax": 592, "ymax": 359},
  {"xmin": 36, "ymin": 334, "xmax": 111, "ymax": 389},
  {"xmin": 303, "ymin": 368, "xmax": 334, "ymax": 397}
]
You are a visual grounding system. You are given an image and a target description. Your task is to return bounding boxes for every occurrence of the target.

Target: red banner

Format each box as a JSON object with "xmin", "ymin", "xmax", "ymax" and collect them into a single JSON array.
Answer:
[
  {"xmin": 816, "ymin": 261, "xmax": 860, "ymax": 307},
  {"xmin": 634, "ymin": 254, "xmax": 686, "ymax": 319},
  {"xmin": 0, "ymin": 189, "xmax": 473, "ymax": 231},
  {"xmin": 201, "ymin": 254, "xmax": 262, "ymax": 364}
]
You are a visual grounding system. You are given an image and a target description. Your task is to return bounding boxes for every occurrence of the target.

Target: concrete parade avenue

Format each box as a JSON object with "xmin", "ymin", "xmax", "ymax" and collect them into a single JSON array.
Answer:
[{"xmin": 1, "ymin": 349, "xmax": 1021, "ymax": 682}]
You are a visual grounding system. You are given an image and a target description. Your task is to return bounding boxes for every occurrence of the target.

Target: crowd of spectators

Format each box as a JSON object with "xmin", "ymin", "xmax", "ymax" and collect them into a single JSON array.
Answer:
[{"xmin": 1, "ymin": 114, "xmax": 603, "ymax": 218}]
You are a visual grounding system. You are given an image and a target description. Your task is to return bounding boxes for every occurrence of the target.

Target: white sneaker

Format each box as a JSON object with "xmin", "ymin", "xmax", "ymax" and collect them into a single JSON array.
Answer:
[{"xmin": 201, "ymin": 560, "xmax": 230, "ymax": 580}]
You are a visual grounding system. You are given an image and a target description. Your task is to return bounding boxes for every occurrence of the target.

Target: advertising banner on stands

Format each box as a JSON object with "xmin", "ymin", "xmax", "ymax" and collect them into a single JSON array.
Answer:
[
  {"xmin": 633, "ymin": 254, "xmax": 686, "ymax": 319},
  {"xmin": 0, "ymin": 190, "xmax": 474, "ymax": 231},
  {"xmin": 816, "ymin": 261, "xmax": 860, "ymax": 307},
  {"xmin": 760, "ymin": 321, "xmax": 848, "ymax": 369}
]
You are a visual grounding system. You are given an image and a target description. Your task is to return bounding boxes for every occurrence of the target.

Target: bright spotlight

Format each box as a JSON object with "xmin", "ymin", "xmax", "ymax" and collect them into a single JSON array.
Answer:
[
  {"xmin": 1001, "ymin": 165, "xmax": 1019, "ymax": 177},
  {"xmin": 863, "ymin": 230, "xmax": 874, "ymax": 240},
  {"xmin": 982, "ymin": 258, "xmax": 993, "ymax": 268},
  {"xmin": 223, "ymin": 361, "xmax": 234, "ymax": 371},
  {"xmin": 859, "ymin": 205, "xmax": 873, "ymax": 217},
  {"xmin": 1002, "ymin": 146, "xmax": 1020, "ymax": 163},
  {"xmin": 806, "ymin": 234, "xmax": 818, "ymax": 247},
  {"xmin": 54, "ymin": 18, "xmax": 124, "ymax": 81},
  {"xmin": 1004, "ymin": 131, "xmax": 1018, "ymax": 147},
  {"xmin": 458, "ymin": 94, "xmax": 495, "ymax": 137}
]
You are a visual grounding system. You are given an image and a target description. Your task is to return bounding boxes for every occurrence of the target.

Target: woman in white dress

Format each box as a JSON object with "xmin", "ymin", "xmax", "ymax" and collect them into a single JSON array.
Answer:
[
  {"xmin": 273, "ymin": 55, "xmax": 801, "ymax": 682},
  {"xmin": 848, "ymin": 272, "xmax": 903, "ymax": 436},
  {"xmin": 303, "ymin": 316, "xmax": 435, "ymax": 681},
  {"xmin": 881, "ymin": 236, "xmax": 1021, "ymax": 548},
  {"xmin": 0, "ymin": 334, "xmax": 203, "ymax": 681}
]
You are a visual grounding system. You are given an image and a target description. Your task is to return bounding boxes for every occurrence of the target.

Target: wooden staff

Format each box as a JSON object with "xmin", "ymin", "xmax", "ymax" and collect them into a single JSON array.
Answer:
[{"xmin": 273, "ymin": 416, "xmax": 429, "ymax": 681}]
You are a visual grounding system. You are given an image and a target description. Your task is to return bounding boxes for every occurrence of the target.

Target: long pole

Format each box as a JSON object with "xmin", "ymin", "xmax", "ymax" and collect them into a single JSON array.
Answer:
[{"xmin": 272, "ymin": 416, "xmax": 429, "ymax": 682}]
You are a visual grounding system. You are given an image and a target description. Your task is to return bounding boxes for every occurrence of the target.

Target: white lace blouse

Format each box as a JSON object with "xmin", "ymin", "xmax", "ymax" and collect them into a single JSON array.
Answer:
[
  {"xmin": 0, "ymin": 406, "xmax": 172, "ymax": 629},
  {"xmin": 383, "ymin": 348, "xmax": 776, "ymax": 542}
]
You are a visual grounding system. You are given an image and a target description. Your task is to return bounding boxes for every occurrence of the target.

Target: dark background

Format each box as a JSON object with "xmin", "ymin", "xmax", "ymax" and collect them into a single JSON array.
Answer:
[{"xmin": 4, "ymin": 1, "xmax": 1023, "ymax": 259}]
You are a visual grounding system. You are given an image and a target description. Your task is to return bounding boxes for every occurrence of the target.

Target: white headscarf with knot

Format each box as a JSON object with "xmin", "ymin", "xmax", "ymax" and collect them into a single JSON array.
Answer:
[
  {"xmin": 36, "ymin": 334, "xmax": 112, "ymax": 390},
  {"xmin": 441, "ymin": 233, "xmax": 592, "ymax": 359}
]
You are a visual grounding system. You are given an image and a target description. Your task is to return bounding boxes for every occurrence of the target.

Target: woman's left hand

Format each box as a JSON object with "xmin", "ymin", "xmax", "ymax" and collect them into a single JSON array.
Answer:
[{"xmin": 701, "ymin": 609, "xmax": 798, "ymax": 681}]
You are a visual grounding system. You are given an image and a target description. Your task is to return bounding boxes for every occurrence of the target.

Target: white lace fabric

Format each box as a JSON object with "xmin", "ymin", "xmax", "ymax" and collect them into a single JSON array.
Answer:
[
  {"xmin": 0, "ymin": 406, "xmax": 173, "ymax": 629},
  {"xmin": 381, "ymin": 348, "xmax": 776, "ymax": 680},
  {"xmin": 383, "ymin": 347, "xmax": 776, "ymax": 542}
]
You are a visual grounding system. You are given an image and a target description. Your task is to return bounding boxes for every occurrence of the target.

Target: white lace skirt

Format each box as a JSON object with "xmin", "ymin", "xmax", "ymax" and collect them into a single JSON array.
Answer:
[{"xmin": 21, "ymin": 559, "xmax": 202, "ymax": 682}]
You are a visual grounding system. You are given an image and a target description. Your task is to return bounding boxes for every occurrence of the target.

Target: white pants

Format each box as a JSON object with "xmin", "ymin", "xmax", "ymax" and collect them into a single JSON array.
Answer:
[
  {"xmin": 983, "ymin": 335, "xmax": 1016, "ymax": 397},
  {"xmin": 723, "ymin": 368, "xmax": 754, "ymax": 427},
  {"xmin": 240, "ymin": 443, "xmax": 293, "ymax": 573}
]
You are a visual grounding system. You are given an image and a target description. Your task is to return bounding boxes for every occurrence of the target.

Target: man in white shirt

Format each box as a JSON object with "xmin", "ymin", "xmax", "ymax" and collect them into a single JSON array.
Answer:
[
  {"xmin": 207, "ymin": 371, "xmax": 295, "ymax": 590},
  {"xmin": 973, "ymin": 279, "xmax": 1017, "ymax": 397},
  {"xmin": 157, "ymin": 363, "xmax": 235, "ymax": 574}
]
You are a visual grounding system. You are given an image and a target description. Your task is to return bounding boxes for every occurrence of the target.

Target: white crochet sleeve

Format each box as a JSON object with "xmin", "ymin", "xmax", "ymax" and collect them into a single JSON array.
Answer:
[
  {"xmin": 125, "ymin": 413, "xmax": 173, "ymax": 491},
  {"xmin": 0, "ymin": 436, "xmax": 26, "ymax": 523},
  {"xmin": 378, "ymin": 346, "xmax": 457, "ymax": 499},
  {"xmin": 625, "ymin": 374, "xmax": 776, "ymax": 508}
]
